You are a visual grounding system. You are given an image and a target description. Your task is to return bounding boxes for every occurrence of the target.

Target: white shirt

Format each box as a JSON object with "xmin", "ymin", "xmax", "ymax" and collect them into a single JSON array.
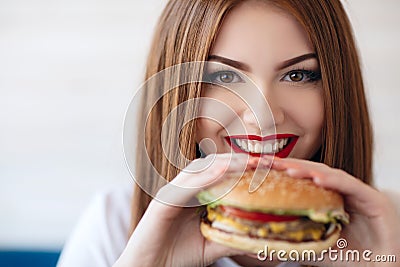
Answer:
[
  {"xmin": 57, "ymin": 185, "xmax": 400, "ymax": 267},
  {"xmin": 57, "ymin": 186, "xmax": 133, "ymax": 267}
]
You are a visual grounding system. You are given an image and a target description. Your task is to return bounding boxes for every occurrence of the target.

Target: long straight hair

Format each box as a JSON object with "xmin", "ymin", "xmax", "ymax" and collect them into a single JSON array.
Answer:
[{"xmin": 130, "ymin": 0, "xmax": 373, "ymax": 232}]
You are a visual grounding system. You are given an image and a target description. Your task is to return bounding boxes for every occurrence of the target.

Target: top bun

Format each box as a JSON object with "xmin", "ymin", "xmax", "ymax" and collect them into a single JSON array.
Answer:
[{"xmin": 203, "ymin": 169, "xmax": 345, "ymax": 216}]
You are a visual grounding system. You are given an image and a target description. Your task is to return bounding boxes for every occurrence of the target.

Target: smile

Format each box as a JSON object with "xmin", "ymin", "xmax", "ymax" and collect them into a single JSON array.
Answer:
[{"xmin": 225, "ymin": 134, "xmax": 299, "ymax": 158}]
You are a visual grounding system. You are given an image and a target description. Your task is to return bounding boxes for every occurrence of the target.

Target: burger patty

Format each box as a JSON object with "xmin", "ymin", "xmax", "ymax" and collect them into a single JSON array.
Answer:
[{"xmin": 203, "ymin": 206, "xmax": 336, "ymax": 242}]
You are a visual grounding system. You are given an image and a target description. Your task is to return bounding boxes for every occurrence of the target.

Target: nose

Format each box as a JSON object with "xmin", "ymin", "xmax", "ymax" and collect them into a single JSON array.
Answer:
[{"xmin": 241, "ymin": 91, "xmax": 285, "ymax": 132}]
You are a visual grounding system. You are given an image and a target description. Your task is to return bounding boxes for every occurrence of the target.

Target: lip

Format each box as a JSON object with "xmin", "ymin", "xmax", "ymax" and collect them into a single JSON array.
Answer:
[{"xmin": 224, "ymin": 134, "xmax": 299, "ymax": 158}]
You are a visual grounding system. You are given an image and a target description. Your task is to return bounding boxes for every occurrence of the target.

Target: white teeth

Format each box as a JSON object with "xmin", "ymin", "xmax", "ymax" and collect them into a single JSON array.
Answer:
[
  {"xmin": 232, "ymin": 138, "xmax": 290, "ymax": 154},
  {"xmin": 241, "ymin": 140, "xmax": 248, "ymax": 151},
  {"xmin": 248, "ymin": 142, "xmax": 254, "ymax": 152},
  {"xmin": 273, "ymin": 142, "xmax": 278, "ymax": 152},
  {"xmin": 264, "ymin": 143, "xmax": 272, "ymax": 153},
  {"xmin": 279, "ymin": 140, "xmax": 284, "ymax": 149}
]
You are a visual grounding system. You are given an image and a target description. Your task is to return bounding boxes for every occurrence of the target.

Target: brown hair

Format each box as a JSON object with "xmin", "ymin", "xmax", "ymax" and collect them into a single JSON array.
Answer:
[{"xmin": 130, "ymin": 0, "xmax": 373, "ymax": 233}]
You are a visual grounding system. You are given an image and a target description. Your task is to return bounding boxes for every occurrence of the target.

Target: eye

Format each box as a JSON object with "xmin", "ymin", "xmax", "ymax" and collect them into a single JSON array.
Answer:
[
  {"xmin": 208, "ymin": 71, "xmax": 244, "ymax": 84},
  {"xmin": 219, "ymin": 72, "xmax": 234, "ymax": 83},
  {"xmin": 288, "ymin": 71, "xmax": 304, "ymax": 82},
  {"xmin": 282, "ymin": 70, "xmax": 321, "ymax": 83}
]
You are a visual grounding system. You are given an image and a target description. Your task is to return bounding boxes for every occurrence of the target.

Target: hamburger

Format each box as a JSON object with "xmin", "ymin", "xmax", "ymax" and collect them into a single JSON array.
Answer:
[{"xmin": 196, "ymin": 169, "xmax": 349, "ymax": 254}]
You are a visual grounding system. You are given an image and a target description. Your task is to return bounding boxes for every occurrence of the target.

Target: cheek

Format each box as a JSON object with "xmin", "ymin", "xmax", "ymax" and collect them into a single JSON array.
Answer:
[
  {"xmin": 195, "ymin": 118, "xmax": 218, "ymax": 141},
  {"xmin": 283, "ymin": 89, "xmax": 324, "ymax": 159},
  {"xmin": 195, "ymin": 118, "xmax": 229, "ymax": 154},
  {"xmin": 285, "ymin": 89, "xmax": 324, "ymax": 132},
  {"xmin": 197, "ymin": 87, "xmax": 246, "ymax": 135},
  {"xmin": 196, "ymin": 88, "xmax": 246, "ymax": 153}
]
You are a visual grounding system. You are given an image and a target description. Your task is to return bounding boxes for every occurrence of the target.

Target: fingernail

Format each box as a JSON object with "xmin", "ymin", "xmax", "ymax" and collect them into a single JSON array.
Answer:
[
  {"xmin": 262, "ymin": 159, "xmax": 272, "ymax": 166},
  {"xmin": 285, "ymin": 168, "xmax": 296, "ymax": 175}
]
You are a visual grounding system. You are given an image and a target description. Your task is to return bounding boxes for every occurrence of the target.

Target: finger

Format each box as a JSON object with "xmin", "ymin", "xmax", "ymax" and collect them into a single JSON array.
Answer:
[
  {"xmin": 270, "ymin": 158, "xmax": 385, "ymax": 216},
  {"xmin": 155, "ymin": 153, "xmax": 257, "ymax": 208},
  {"xmin": 203, "ymin": 240, "xmax": 245, "ymax": 266},
  {"xmin": 171, "ymin": 153, "xmax": 253, "ymax": 187},
  {"xmin": 311, "ymin": 170, "xmax": 384, "ymax": 214},
  {"xmin": 270, "ymin": 156, "xmax": 320, "ymax": 171},
  {"xmin": 260, "ymin": 154, "xmax": 289, "ymax": 171}
]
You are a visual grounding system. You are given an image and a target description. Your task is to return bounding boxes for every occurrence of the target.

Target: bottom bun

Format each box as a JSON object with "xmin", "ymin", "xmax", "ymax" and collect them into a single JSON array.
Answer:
[{"xmin": 200, "ymin": 222, "xmax": 340, "ymax": 254}]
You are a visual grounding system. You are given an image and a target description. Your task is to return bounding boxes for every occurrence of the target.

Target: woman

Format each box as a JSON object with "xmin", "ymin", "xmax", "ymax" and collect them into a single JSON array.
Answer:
[{"xmin": 58, "ymin": 0, "xmax": 400, "ymax": 266}]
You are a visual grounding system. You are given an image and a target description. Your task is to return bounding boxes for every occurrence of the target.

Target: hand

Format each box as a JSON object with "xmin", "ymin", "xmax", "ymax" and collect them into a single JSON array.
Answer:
[
  {"xmin": 264, "ymin": 156, "xmax": 400, "ymax": 267},
  {"xmin": 114, "ymin": 153, "xmax": 260, "ymax": 267}
]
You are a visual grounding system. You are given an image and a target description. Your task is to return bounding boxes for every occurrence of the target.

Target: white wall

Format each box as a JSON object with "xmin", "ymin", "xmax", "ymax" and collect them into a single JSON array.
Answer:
[
  {"xmin": 0, "ymin": 0, "xmax": 399, "ymax": 250},
  {"xmin": 0, "ymin": 0, "xmax": 168, "ymax": 249},
  {"xmin": 343, "ymin": 0, "xmax": 400, "ymax": 190}
]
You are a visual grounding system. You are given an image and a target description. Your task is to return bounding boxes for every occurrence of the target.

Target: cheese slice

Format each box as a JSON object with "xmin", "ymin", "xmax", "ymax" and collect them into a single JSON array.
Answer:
[{"xmin": 207, "ymin": 206, "xmax": 325, "ymax": 241}]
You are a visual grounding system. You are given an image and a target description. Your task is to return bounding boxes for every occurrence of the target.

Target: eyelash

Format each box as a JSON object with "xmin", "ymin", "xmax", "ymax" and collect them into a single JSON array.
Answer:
[
  {"xmin": 281, "ymin": 69, "xmax": 321, "ymax": 84},
  {"xmin": 205, "ymin": 70, "xmax": 244, "ymax": 84},
  {"xmin": 205, "ymin": 68, "xmax": 321, "ymax": 84}
]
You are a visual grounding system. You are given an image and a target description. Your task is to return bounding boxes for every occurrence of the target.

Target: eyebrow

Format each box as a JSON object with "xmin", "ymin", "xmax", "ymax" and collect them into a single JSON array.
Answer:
[
  {"xmin": 276, "ymin": 53, "xmax": 317, "ymax": 70},
  {"xmin": 207, "ymin": 53, "xmax": 317, "ymax": 72},
  {"xmin": 207, "ymin": 55, "xmax": 251, "ymax": 72}
]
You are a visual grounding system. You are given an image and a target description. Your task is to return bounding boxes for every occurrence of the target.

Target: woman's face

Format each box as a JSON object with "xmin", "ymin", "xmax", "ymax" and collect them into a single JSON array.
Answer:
[{"xmin": 196, "ymin": 0, "xmax": 324, "ymax": 160}]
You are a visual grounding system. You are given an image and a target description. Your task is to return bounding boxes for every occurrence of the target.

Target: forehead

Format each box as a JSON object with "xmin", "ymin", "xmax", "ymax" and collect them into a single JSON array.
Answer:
[{"xmin": 211, "ymin": 1, "xmax": 314, "ymax": 68}]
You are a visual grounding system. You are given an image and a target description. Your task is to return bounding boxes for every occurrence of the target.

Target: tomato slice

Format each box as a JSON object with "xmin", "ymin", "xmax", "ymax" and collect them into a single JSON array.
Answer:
[{"xmin": 220, "ymin": 205, "xmax": 300, "ymax": 222}]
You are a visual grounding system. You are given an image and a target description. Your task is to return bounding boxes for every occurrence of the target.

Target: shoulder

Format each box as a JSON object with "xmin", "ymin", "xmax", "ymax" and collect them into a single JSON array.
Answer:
[
  {"xmin": 93, "ymin": 184, "xmax": 133, "ymax": 220},
  {"xmin": 57, "ymin": 184, "xmax": 133, "ymax": 267}
]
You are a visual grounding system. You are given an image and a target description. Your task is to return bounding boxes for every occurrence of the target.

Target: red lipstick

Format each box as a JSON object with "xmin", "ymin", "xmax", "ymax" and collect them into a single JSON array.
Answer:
[{"xmin": 225, "ymin": 134, "xmax": 298, "ymax": 158}]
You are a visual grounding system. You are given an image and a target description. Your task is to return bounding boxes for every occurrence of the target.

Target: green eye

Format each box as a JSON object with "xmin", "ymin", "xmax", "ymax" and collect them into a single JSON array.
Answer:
[
  {"xmin": 207, "ymin": 70, "xmax": 244, "ymax": 84},
  {"xmin": 219, "ymin": 72, "xmax": 234, "ymax": 83}
]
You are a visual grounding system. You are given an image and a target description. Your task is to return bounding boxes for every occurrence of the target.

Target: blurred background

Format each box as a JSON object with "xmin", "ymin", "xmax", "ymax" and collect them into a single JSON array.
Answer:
[{"xmin": 0, "ymin": 0, "xmax": 399, "ymax": 266}]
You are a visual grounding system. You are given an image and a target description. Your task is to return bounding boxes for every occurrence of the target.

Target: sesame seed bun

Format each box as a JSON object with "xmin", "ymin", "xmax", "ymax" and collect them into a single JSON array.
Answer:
[{"xmin": 198, "ymin": 169, "xmax": 347, "ymax": 222}]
